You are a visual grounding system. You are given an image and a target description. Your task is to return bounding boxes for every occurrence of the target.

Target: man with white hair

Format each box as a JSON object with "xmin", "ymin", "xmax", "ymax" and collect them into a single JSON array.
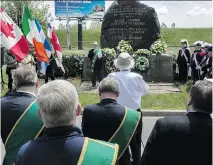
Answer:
[
  {"xmin": 88, "ymin": 42, "xmax": 104, "ymax": 87},
  {"xmin": 1, "ymin": 65, "xmax": 43, "ymax": 165},
  {"xmin": 108, "ymin": 52, "xmax": 149, "ymax": 110},
  {"xmin": 15, "ymin": 80, "xmax": 119, "ymax": 165},
  {"xmin": 82, "ymin": 77, "xmax": 142, "ymax": 165}
]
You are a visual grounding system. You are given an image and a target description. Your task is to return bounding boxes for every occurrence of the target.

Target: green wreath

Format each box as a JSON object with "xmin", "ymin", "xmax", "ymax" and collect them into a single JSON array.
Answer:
[{"xmin": 135, "ymin": 56, "xmax": 149, "ymax": 72}]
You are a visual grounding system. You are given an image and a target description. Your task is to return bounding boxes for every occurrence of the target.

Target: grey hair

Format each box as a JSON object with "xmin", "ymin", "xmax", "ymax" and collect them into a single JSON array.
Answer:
[
  {"xmin": 189, "ymin": 80, "xmax": 212, "ymax": 114},
  {"xmin": 36, "ymin": 80, "xmax": 79, "ymax": 128},
  {"xmin": 99, "ymin": 77, "xmax": 120, "ymax": 94},
  {"xmin": 12, "ymin": 65, "xmax": 37, "ymax": 88}
]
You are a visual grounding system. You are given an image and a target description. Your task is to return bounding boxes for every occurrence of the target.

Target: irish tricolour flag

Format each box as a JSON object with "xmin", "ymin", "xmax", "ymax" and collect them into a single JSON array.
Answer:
[
  {"xmin": 22, "ymin": 4, "xmax": 48, "ymax": 62},
  {"xmin": 0, "ymin": 8, "xmax": 29, "ymax": 61}
]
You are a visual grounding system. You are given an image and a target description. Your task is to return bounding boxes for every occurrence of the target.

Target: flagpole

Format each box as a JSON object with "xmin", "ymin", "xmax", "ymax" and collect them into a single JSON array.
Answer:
[{"xmin": 66, "ymin": 1, "xmax": 71, "ymax": 50}]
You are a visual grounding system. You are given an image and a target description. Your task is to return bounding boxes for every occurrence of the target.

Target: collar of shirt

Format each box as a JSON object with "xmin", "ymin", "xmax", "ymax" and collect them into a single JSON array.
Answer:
[
  {"xmin": 16, "ymin": 90, "xmax": 36, "ymax": 97},
  {"xmin": 43, "ymin": 125, "xmax": 82, "ymax": 137},
  {"xmin": 100, "ymin": 98, "xmax": 117, "ymax": 105}
]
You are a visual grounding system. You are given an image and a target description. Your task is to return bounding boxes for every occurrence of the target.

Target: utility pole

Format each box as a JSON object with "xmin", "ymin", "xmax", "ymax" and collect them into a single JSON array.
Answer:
[
  {"xmin": 66, "ymin": 1, "xmax": 71, "ymax": 50},
  {"xmin": 78, "ymin": 18, "xmax": 83, "ymax": 50}
]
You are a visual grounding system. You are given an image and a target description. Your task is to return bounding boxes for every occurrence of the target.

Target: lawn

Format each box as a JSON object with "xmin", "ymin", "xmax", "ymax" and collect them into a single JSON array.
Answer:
[
  {"xmin": 55, "ymin": 28, "xmax": 212, "ymax": 49},
  {"xmin": 78, "ymin": 85, "xmax": 189, "ymax": 110}
]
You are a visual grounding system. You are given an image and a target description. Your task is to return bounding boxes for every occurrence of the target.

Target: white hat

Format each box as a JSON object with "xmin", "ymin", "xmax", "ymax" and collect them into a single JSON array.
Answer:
[
  {"xmin": 93, "ymin": 42, "xmax": 99, "ymax": 46},
  {"xmin": 193, "ymin": 41, "xmax": 203, "ymax": 47},
  {"xmin": 114, "ymin": 53, "xmax": 135, "ymax": 70}
]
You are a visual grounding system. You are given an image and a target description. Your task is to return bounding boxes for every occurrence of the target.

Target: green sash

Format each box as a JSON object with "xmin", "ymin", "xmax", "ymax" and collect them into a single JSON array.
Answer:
[
  {"xmin": 78, "ymin": 138, "xmax": 119, "ymax": 165},
  {"xmin": 91, "ymin": 49, "xmax": 102, "ymax": 72},
  {"xmin": 109, "ymin": 107, "xmax": 141, "ymax": 159},
  {"xmin": 4, "ymin": 100, "xmax": 44, "ymax": 165}
]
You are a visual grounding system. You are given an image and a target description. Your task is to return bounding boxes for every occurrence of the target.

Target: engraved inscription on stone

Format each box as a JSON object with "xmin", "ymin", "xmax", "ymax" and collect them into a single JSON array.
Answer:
[{"xmin": 101, "ymin": 1, "xmax": 160, "ymax": 50}]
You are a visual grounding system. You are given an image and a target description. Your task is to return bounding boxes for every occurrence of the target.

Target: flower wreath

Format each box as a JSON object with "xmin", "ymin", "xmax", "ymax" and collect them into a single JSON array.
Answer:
[{"xmin": 135, "ymin": 56, "xmax": 149, "ymax": 72}]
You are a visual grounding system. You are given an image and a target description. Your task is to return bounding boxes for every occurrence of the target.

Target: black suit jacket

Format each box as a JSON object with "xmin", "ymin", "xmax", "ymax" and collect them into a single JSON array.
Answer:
[
  {"xmin": 141, "ymin": 112, "xmax": 212, "ymax": 165},
  {"xmin": 82, "ymin": 98, "xmax": 142, "ymax": 165}
]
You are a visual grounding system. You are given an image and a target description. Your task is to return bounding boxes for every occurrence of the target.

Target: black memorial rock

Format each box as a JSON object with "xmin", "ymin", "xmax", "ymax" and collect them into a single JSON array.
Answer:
[{"xmin": 101, "ymin": 0, "xmax": 160, "ymax": 50}]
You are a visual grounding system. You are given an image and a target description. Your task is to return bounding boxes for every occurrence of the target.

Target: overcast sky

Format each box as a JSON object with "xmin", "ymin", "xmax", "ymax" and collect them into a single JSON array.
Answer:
[{"xmin": 45, "ymin": 1, "xmax": 213, "ymax": 29}]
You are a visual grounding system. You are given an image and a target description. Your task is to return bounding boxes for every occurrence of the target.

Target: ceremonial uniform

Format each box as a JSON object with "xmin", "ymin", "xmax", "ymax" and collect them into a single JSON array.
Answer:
[
  {"xmin": 45, "ymin": 56, "xmax": 57, "ymax": 83},
  {"xmin": 191, "ymin": 41, "xmax": 204, "ymax": 83},
  {"xmin": 177, "ymin": 40, "xmax": 191, "ymax": 83},
  {"xmin": 201, "ymin": 46, "xmax": 212, "ymax": 79},
  {"xmin": 177, "ymin": 47, "xmax": 190, "ymax": 82},
  {"xmin": 82, "ymin": 98, "xmax": 142, "ymax": 165},
  {"xmin": 1, "ymin": 92, "xmax": 44, "ymax": 165},
  {"xmin": 15, "ymin": 126, "xmax": 118, "ymax": 165}
]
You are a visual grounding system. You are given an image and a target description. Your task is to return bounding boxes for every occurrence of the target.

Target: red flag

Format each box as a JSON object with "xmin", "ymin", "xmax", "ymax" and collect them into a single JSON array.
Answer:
[
  {"xmin": 0, "ymin": 8, "xmax": 29, "ymax": 61},
  {"xmin": 47, "ymin": 23, "xmax": 65, "ymax": 73}
]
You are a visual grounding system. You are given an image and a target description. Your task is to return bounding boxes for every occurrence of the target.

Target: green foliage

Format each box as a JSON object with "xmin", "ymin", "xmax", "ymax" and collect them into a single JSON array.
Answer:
[
  {"xmin": 62, "ymin": 55, "xmax": 84, "ymax": 77},
  {"xmin": 62, "ymin": 50, "xmax": 87, "ymax": 56},
  {"xmin": 1, "ymin": 1, "xmax": 49, "ymax": 29},
  {"xmin": 62, "ymin": 50, "xmax": 86, "ymax": 77}
]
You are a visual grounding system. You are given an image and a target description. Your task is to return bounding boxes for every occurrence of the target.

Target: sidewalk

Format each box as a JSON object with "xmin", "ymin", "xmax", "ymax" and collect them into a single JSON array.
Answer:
[{"xmin": 142, "ymin": 110, "xmax": 186, "ymax": 116}]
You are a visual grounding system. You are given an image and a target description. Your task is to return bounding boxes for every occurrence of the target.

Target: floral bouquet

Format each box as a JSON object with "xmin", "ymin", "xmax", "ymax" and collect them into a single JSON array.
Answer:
[
  {"xmin": 102, "ymin": 48, "xmax": 116, "ymax": 56},
  {"xmin": 135, "ymin": 56, "xmax": 149, "ymax": 72},
  {"xmin": 135, "ymin": 49, "xmax": 151, "ymax": 57},
  {"xmin": 116, "ymin": 40, "xmax": 133, "ymax": 54},
  {"xmin": 150, "ymin": 39, "xmax": 167, "ymax": 55}
]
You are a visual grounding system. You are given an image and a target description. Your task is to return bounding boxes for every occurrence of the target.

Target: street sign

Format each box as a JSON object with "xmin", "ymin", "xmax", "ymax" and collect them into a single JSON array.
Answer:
[{"xmin": 55, "ymin": 0, "xmax": 105, "ymax": 19}]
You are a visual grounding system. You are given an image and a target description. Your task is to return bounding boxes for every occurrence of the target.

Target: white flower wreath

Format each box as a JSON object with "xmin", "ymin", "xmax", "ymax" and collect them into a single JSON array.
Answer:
[{"xmin": 135, "ymin": 56, "xmax": 149, "ymax": 72}]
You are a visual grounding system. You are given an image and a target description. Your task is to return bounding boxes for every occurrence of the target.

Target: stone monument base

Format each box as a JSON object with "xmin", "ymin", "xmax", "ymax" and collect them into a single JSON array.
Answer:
[{"xmin": 82, "ymin": 55, "xmax": 174, "ymax": 82}]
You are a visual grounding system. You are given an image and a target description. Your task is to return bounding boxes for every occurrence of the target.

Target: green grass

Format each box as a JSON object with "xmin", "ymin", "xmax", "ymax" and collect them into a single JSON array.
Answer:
[
  {"xmin": 56, "ymin": 28, "xmax": 212, "ymax": 49},
  {"xmin": 78, "ymin": 88, "xmax": 188, "ymax": 110}
]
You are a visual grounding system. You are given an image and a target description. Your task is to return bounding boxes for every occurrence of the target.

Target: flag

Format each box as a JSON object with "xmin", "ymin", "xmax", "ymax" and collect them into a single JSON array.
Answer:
[
  {"xmin": 0, "ymin": 8, "xmax": 29, "ymax": 62},
  {"xmin": 22, "ymin": 4, "xmax": 48, "ymax": 62},
  {"xmin": 35, "ymin": 18, "xmax": 51, "ymax": 75},
  {"xmin": 47, "ymin": 23, "xmax": 65, "ymax": 73}
]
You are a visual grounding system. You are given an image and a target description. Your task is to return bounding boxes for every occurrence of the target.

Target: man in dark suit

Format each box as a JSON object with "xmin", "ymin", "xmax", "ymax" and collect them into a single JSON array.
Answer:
[
  {"xmin": 82, "ymin": 77, "xmax": 142, "ymax": 165},
  {"xmin": 1, "ymin": 65, "xmax": 43, "ymax": 165},
  {"xmin": 15, "ymin": 80, "xmax": 118, "ymax": 165},
  {"xmin": 141, "ymin": 80, "xmax": 212, "ymax": 165}
]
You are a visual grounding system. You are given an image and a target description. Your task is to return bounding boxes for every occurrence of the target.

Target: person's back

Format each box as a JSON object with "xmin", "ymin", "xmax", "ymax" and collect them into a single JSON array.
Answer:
[
  {"xmin": 16, "ymin": 126, "xmax": 118, "ymax": 165},
  {"xmin": 1, "ymin": 66, "xmax": 43, "ymax": 165},
  {"xmin": 83, "ymin": 78, "xmax": 142, "ymax": 165},
  {"xmin": 16, "ymin": 80, "xmax": 119, "ymax": 165},
  {"xmin": 141, "ymin": 80, "xmax": 212, "ymax": 165},
  {"xmin": 109, "ymin": 71, "xmax": 149, "ymax": 110}
]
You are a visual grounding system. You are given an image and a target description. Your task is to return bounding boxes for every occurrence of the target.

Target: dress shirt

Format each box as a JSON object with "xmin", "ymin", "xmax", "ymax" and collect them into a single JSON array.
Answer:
[{"xmin": 108, "ymin": 70, "xmax": 149, "ymax": 110}]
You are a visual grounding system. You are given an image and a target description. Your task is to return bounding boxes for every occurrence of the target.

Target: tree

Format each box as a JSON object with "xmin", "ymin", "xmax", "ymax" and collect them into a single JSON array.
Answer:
[{"xmin": 1, "ymin": 1, "xmax": 50, "ymax": 29}]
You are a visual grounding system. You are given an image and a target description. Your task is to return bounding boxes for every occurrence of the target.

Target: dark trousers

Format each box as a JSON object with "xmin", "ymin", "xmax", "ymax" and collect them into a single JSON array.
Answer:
[
  {"xmin": 192, "ymin": 69, "xmax": 201, "ymax": 83},
  {"xmin": 178, "ymin": 64, "xmax": 188, "ymax": 82},
  {"xmin": 6, "ymin": 68, "xmax": 13, "ymax": 90},
  {"xmin": 45, "ymin": 66, "xmax": 55, "ymax": 83},
  {"xmin": 92, "ymin": 69, "xmax": 102, "ymax": 86},
  {"xmin": 119, "ymin": 109, "xmax": 142, "ymax": 165}
]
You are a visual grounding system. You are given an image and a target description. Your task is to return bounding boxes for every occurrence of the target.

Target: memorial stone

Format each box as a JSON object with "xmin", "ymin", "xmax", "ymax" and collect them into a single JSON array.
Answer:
[{"xmin": 101, "ymin": 0, "xmax": 160, "ymax": 50}]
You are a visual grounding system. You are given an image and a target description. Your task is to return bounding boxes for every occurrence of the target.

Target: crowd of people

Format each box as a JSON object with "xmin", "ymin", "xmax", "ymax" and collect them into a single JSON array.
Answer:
[
  {"xmin": 1, "ymin": 51, "xmax": 212, "ymax": 165},
  {"xmin": 176, "ymin": 40, "xmax": 212, "ymax": 83}
]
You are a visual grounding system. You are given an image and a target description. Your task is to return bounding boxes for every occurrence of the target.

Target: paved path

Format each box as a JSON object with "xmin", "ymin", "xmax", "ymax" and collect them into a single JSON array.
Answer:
[{"xmin": 78, "ymin": 81, "xmax": 180, "ymax": 94}]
